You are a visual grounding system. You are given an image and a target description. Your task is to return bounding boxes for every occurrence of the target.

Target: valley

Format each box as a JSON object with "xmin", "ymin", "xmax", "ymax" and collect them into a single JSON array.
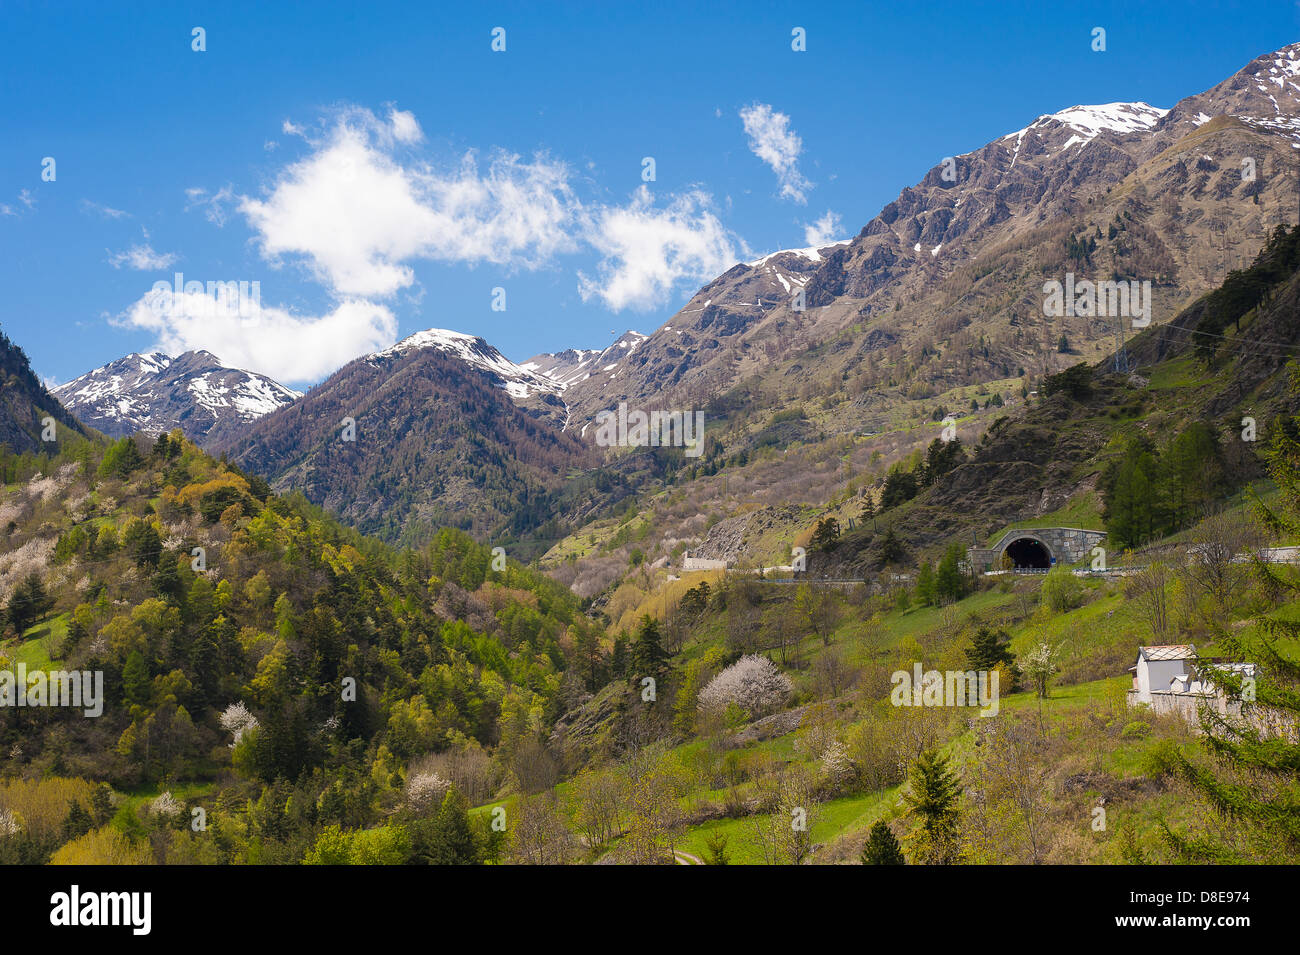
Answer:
[{"xmin": 2, "ymin": 30, "xmax": 1299, "ymax": 875}]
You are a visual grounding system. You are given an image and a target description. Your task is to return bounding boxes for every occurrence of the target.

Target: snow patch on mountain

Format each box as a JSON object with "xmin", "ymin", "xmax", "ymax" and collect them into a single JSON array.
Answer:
[
  {"xmin": 747, "ymin": 241, "xmax": 850, "ymax": 268},
  {"xmin": 524, "ymin": 330, "xmax": 647, "ymax": 391},
  {"xmin": 1002, "ymin": 102, "xmax": 1169, "ymax": 152},
  {"xmin": 373, "ymin": 328, "xmax": 563, "ymax": 398}
]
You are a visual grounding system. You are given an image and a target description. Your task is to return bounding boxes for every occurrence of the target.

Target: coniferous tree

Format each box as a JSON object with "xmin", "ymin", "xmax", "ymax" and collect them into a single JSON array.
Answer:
[
  {"xmin": 859, "ymin": 495, "xmax": 876, "ymax": 530},
  {"xmin": 811, "ymin": 517, "xmax": 841, "ymax": 552},
  {"xmin": 1103, "ymin": 439, "xmax": 1162, "ymax": 547},
  {"xmin": 630, "ymin": 615, "xmax": 668, "ymax": 685},
  {"xmin": 935, "ymin": 543, "xmax": 967, "ymax": 603},
  {"xmin": 915, "ymin": 562, "xmax": 936, "ymax": 607},
  {"xmin": 902, "ymin": 749, "xmax": 963, "ymax": 865},
  {"xmin": 877, "ymin": 526, "xmax": 906, "ymax": 566},
  {"xmin": 122, "ymin": 651, "xmax": 151, "ymax": 706},
  {"xmin": 861, "ymin": 820, "xmax": 905, "ymax": 865},
  {"xmin": 416, "ymin": 788, "xmax": 481, "ymax": 865},
  {"xmin": 965, "ymin": 627, "xmax": 1017, "ymax": 691},
  {"xmin": 5, "ymin": 571, "xmax": 53, "ymax": 635},
  {"xmin": 1165, "ymin": 422, "xmax": 1225, "ymax": 527},
  {"xmin": 703, "ymin": 831, "xmax": 731, "ymax": 865},
  {"xmin": 610, "ymin": 635, "xmax": 629, "ymax": 679}
]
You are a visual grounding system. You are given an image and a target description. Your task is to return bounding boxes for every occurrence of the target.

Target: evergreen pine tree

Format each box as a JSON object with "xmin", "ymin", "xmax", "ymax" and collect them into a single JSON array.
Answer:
[
  {"xmin": 1104, "ymin": 440, "xmax": 1163, "ymax": 547},
  {"xmin": 916, "ymin": 562, "xmax": 936, "ymax": 606},
  {"xmin": 861, "ymin": 820, "xmax": 905, "ymax": 865},
  {"xmin": 5, "ymin": 572, "xmax": 53, "ymax": 635},
  {"xmin": 702, "ymin": 831, "xmax": 731, "ymax": 865},
  {"xmin": 935, "ymin": 543, "xmax": 967, "ymax": 602},
  {"xmin": 122, "ymin": 651, "xmax": 151, "ymax": 706},
  {"xmin": 860, "ymin": 495, "xmax": 876, "ymax": 529},
  {"xmin": 631, "ymin": 615, "xmax": 668, "ymax": 685},
  {"xmin": 610, "ymin": 635, "xmax": 629, "ymax": 678},
  {"xmin": 877, "ymin": 526, "xmax": 905, "ymax": 566},
  {"xmin": 902, "ymin": 749, "xmax": 963, "ymax": 865},
  {"xmin": 811, "ymin": 517, "xmax": 841, "ymax": 552},
  {"xmin": 421, "ymin": 788, "xmax": 480, "ymax": 865},
  {"xmin": 965, "ymin": 626, "xmax": 1015, "ymax": 670},
  {"xmin": 965, "ymin": 627, "xmax": 1017, "ymax": 691}
]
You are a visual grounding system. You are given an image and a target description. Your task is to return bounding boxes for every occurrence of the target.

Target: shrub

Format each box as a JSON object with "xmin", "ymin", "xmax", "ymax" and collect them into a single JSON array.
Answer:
[
  {"xmin": 1041, "ymin": 564, "xmax": 1083, "ymax": 612},
  {"xmin": 1120, "ymin": 720, "xmax": 1151, "ymax": 741}
]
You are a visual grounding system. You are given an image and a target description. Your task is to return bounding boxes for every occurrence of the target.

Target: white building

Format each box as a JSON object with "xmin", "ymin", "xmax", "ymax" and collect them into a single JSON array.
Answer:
[
  {"xmin": 1129, "ymin": 645, "xmax": 1198, "ymax": 703},
  {"xmin": 681, "ymin": 551, "xmax": 728, "ymax": 572},
  {"xmin": 1128, "ymin": 645, "xmax": 1257, "ymax": 724}
]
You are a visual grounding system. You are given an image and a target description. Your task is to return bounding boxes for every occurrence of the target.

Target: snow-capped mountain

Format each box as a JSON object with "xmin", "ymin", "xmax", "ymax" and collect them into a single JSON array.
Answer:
[
  {"xmin": 528, "ymin": 43, "xmax": 1300, "ymax": 441},
  {"xmin": 537, "ymin": 241, "xmax": 853, "ymax": 434},
  {"xmin": 524, "ymin": 330, "xmax": 648, "ymax": 391},
  {"xmin": 372, "ymin": 328, "xmax": 563, "ymax": 400},
  {"xmin": 54, "ymin": 350, "xmax": 300, "ymax": 447},
  {"xmin": 218, "ymin": 326, "xmax": 592, "ymax": 546},
  {"xmin": 369, "ymin": 327, "xmax": 570, "ymax": 428},
  {"xmin": 1000, "ymin": 102, "xmax": 1169, "ymax": 159}
]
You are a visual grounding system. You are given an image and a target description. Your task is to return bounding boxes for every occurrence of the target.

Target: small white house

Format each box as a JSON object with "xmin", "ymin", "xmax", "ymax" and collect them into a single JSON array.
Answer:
[
  {"xmin": 1129, "ymin": 645, "xmax": 1197, "ymax": 703},
  {"xmin": 1128, "ymin": 645, "xmax": 1258, "ymax": 725}
]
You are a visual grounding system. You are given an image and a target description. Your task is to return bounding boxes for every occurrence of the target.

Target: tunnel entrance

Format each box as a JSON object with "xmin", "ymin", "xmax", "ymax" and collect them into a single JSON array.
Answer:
[{"xmin": 1004, "ymin": 537, "xmax": 1052, "ymax": 569}]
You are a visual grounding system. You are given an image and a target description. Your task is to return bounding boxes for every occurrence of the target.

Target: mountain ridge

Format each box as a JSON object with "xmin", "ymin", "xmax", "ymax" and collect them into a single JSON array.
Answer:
[{"xmin": 53, "ymin": 349, "xmax": 300, "ymax": 448}]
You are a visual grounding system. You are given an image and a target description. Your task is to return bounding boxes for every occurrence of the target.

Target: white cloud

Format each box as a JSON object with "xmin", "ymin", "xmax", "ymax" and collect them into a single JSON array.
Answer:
[
  {"xmin": 577, "ymin": 185, "xmax": 743, "ymax": 311},
  {"xmin": 80, "ymin": 199, "xmax": 130, "ymax": 219},
  {"xmin": 108, "ymin": 243, "xmax": 179, "ymax": 270},
  {"xmin": 803, "ymin": 210, "xmax": 843, "ymax": 248},
  {"xmin": 740, "ymin": 104, "xmax": 811, "ymax": 203},
  {"xmin": 184, "ymin": 185, "xmax": 237, "ymax": 226},
  {"xmin": 387, "ymin": 108, "xmax": 422, "ymax": 144},
  {"xmin": 3, "ymin": 190, "xmax": 38, "ymax": 218},
  {"xmin": 115, "ymin": 286, "xmax": 397, "ymax": 384},
  {"xmin": 237, "ymin": 108, "xmax": 580, "ymax": 297}
]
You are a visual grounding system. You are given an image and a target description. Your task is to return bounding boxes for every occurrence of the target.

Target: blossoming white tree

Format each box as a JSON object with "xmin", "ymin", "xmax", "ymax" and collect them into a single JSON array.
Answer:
[
  {"xmin": 405, "ymin": 772, "xmax": 451, "ymax": 812},
  {"xmin": 219, "ymin": 701, "xmax": 260, "ymax": 747},
  {"xmin": 0, "ymin": 807, "xmax": 22, "ymax": 836},
  {"xmin": 698, "ymin": 654, "xmax": 793, "ymax": 720},
  {"xmin": 150, "ymin": 791, "xmax": 182, "ymax": 819}
]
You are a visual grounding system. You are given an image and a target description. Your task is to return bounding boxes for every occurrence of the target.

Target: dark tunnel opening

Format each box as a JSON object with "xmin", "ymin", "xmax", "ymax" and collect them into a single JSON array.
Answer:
[{"xmin": 1004, "ymin": 537, "xmax": 1052, "ymax": 569}]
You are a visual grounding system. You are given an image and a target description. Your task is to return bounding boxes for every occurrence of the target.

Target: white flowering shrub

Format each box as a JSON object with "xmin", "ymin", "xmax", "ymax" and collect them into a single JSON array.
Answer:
[
  {"xmin": 698, "ymin": 654, "xmax": 793, "ymax": 720},
  {"xmin": 0, "ymin": 808, "xmax": 22, "ymax": 837},
  {"xmin": 150, "ymin": 791, "xmax": 183, "ymax": 819},
  {"xmin": 819, "ymin": 738, "xmax": 853, "ymax": 783},
  {"xmin": 405, "ymin": 772, "xmax": 451, "ymax": 811},
  {"xmin": 219, "ymin": 701, "xmax": 260, "ymax": 746}
]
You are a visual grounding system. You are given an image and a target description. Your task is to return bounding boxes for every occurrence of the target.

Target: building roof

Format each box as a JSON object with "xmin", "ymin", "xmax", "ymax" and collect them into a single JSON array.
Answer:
[{"xmin": 1138, "ymin": 645, "xmax": 1196, "ymax": 662}]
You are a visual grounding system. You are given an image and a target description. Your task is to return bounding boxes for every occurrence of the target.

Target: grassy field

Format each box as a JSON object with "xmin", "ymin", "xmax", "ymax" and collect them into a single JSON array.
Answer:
[{"xmin": 3, "ymin": 612, "xmax": 69, "ymax": 669}]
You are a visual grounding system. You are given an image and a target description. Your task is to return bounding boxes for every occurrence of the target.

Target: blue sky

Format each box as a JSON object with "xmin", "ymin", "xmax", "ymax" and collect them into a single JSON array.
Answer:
[{"xmin": 1, "ymin": 0, "xmax": 1296, "ymax": 387}]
